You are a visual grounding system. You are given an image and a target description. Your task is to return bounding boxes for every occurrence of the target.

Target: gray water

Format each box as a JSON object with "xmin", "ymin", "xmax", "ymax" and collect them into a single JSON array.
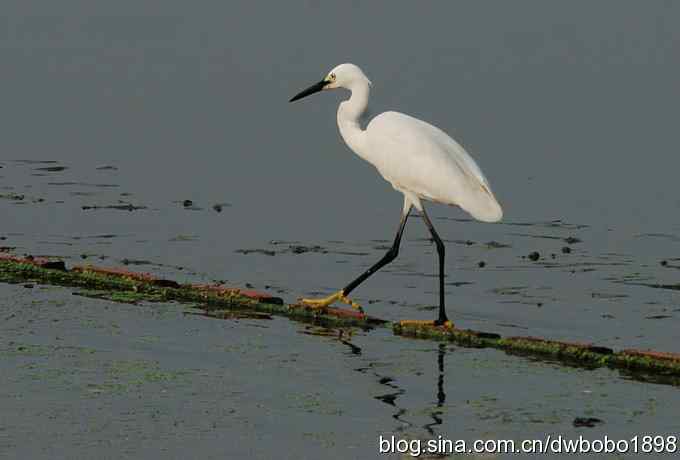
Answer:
[{"xmin": 1, "ymin": 1, "xmax": 680, "ymax": 458}]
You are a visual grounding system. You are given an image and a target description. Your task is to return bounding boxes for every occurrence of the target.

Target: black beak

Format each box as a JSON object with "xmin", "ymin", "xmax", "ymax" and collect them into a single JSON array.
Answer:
[{"xmin": 289, "ymin": 79, "xmax": 327, "ymax": 102}]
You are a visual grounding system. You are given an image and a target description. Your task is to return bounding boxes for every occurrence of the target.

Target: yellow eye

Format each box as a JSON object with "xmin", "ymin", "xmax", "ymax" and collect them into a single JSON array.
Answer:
[{"xmin": 330, "ymin": 73, "xmax": 336, "ymax": 81}]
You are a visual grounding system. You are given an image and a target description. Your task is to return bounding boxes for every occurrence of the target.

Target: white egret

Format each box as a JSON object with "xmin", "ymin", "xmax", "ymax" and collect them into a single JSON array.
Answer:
[{"xmin": 290, "ymin": 63, "xmax": 502, "ymax": 327}]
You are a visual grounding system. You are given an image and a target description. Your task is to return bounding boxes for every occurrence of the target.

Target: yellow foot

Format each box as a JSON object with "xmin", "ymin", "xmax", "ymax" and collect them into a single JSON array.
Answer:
[
  {"xmin": 399, "ymin": 319, "xmax": 455, "ymax": 329},
  {"xmin": 299, "ymin": 290, "xmax": 363, "ymax": 312}
]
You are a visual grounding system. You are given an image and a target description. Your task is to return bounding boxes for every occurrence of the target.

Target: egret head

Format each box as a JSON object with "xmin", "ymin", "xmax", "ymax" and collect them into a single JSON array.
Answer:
[{"xmin": 289, "ymin": 63, "xmax": 371, "ymax": 102}]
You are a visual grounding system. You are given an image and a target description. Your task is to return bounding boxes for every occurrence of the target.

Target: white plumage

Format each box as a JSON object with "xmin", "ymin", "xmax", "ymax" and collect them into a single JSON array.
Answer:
[
  {"xmin": 321, "ymin": 63, "xmax": 502, "ymax": 223},
  {"xmin": 365, "ymin": 111, "xmax": 502, "ymax": 222},
  {"xmin": 289, "ymin": 62, "xmax": 502, "ymax": 326}
]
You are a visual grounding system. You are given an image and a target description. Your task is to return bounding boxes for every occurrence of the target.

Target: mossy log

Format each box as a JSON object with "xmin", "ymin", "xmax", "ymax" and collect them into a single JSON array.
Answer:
[
  {"xmin": 0, "ymin": 255, "xmax": 383, "ymax": 328},
  {"xmin": 394, "ymin": 322, "xmax": 680, "ymax": 380},
  {"xmin": 2, "ymin": 254, "xmax": 680, "ymax": 382}
]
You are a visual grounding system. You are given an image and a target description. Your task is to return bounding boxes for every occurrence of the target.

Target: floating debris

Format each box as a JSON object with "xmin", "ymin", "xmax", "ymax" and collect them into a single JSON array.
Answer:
[
  {"xmin": 71, "ymin": 233, "xmax": 121, "ymax": 240},
  {"xmin": 289, "ymin": 245, "xmax": 327, "ymax": 254},
  {"xmin": 0, "ymin": 193, "xmax": 25, "ymax": 201},
  {"xmin": 492, "ymin": 286, "xmax": 527, "ymax": 296},
  {"xmin": 591, "ymin": 293, "xmax": 628, "ymax": 301},
  {"xmin": 34, "ymin": 166, "xmax": 67, "ymax": 172},
  {"xmin": 12, "ymin": 160, "xmax": 59, "ymax": 164},
  {"xmin": 0, "ymin": 254, "xmax": 66, "ymax": 271},
  {"xmin": 212, "ymin": 202, "xmax": 231, "ymax": 213},
  {"xmin": 269, "ymin": 239, "xmax": 301, "ymax": 245},
  {"xmin": 447, "ymin": 281, "xmax": 474, "ymax": 287},
  {"xmin": 81, "ymin": 204, "xmax": 147, "ymax": 211},
  {"xmin": 175, "ymin": 199, "xmax": 204, "ymax": 211},
  {"xmin": 48, "ymin": 182, "xmax": 119, "ymax": 188},
  {"xmin": 236, "ymin": 243, "xmax": 366, "ymax": 257},
  {"xmin": 485, "ymin": 241, "xmax": 511, "ymax": 249},
  {"xmin": 573, "ymin": 417, "xmax": 604, "ymax": 428},
  {"xmin": 120, "ymin": 258, "xmax": 153, "ymax": 266},
  {"xmin": 235, "ymin": 248, "xmax": 276, "ymax": 256},
  {"xmin": 169, "ymin": 235, "xmax": 198, "ymax": 242}
]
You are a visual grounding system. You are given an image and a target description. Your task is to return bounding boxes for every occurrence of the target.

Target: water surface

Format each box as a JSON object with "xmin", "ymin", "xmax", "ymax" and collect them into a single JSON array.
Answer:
[{"xmin": 1, "ymin": 1, "xmax": 680, "ymax": 458}]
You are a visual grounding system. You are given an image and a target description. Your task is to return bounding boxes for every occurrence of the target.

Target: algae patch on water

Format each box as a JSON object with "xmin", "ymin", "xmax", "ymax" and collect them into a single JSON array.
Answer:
[{"xmin": 3, "ymin": 254, "xmax": 680, "ymax": 385}]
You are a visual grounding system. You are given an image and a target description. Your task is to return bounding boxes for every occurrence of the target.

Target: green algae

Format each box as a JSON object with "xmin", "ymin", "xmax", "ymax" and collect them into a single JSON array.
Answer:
[
  {"xmin": 72, "ymin": 289, "xmax": 165, "ymax": 304},
  {"xmin": 106, "ymin": 359, "xmax": 189, "ymax": 386},
  {"xmin": 392, "ymin": 322, "xmax": 500, "ymax": 348},
  {"xmin": 393, "ymin": 322, "xmax": 680, "ymax": 381},
  {"xmin": 0, "ymin": 261, "xmax": 140, "ymax": 292},
  {"xmin": 1, "ymin": 342, "xmax": 52, "ymax": 357},
  {"xmin": 0, "ymin": 259, "xmax": 377, "ymax": 328},
  {"xmin": 497, "ymin": 337, "xmax": 611, "ymax": 368},
  {"xmin": 3, "ymin": 257, "xmax": 680, "ymax": 383}
]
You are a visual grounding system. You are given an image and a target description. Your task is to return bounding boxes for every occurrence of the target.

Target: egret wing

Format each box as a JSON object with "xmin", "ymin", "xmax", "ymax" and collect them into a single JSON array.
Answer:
[{"xmin": 365, "ymin": 111, "xmax": 502, "ymax": 222}]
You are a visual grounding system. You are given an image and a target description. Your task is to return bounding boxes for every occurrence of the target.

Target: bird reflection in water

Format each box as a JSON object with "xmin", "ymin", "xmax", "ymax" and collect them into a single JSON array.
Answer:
[
  {"xmin": 309, "ymin": 325, "xmax": 451, "ymax": 437},
  {"xmin": 349, "ymin": 341, "xmax": 450, "ymax": 436},
  {"xmin": 423, "ymin": 343, "xmax": 447, "ymax": 437}
]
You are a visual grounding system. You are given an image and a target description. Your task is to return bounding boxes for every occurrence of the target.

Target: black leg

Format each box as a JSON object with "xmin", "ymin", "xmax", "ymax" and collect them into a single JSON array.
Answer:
[
  {"xmin": 420, "ymin": 207, "xmax": 449, "ymax": 325},
  {"xmin": 342, "ymin": 206, "xmax": 412, "ymax": 296}
]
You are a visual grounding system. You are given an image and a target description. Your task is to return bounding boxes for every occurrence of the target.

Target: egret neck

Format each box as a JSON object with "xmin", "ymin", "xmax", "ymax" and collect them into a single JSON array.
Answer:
[{"xmin": 337, "ymin": 80, "xmax": 370, "ymax": 160}]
